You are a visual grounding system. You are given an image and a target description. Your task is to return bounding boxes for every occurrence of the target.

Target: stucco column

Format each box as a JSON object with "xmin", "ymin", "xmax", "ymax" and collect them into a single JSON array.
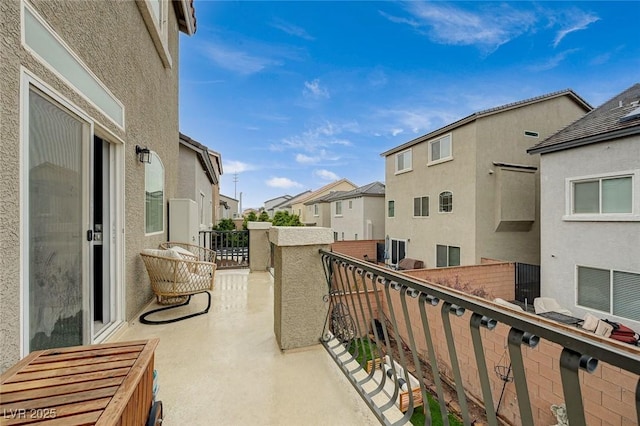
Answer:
[
  {"xmin": 269, "ymin": 226, "xmax": 333, "ymax": 350},
  {"xmin": 247, "ymin": 221, "xmax": 271, "ymax": 272}
]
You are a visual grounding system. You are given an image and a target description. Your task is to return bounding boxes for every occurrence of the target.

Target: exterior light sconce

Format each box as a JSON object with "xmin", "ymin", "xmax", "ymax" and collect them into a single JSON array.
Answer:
[{"xmin": 136, "ymin": 145, "xmax": 151, "ymax": 163}]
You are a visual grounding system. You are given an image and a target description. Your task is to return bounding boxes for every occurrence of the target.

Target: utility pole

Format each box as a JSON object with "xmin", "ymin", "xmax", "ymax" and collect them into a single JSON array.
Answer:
[{"xmin": 233, "ymin": 173, "xmax": 238, "ymax": 199}]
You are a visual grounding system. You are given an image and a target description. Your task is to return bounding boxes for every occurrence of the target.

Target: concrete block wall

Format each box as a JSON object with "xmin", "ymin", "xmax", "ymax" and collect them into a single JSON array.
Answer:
[
  {"xmin": 380, "ymin": 283, "xmax": 639, "ymax": 425},
  {"xmin": 403, "ymin": 263, "xmax": 516, "ymax": 301},
  {"xmin": 332, "ymin": 240, "xmax": 383, "ymax": 264}
]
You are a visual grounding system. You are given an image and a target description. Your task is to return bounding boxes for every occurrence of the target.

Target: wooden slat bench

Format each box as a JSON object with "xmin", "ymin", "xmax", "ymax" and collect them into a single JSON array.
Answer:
[{"xmin": 0, "ymin": 339, "xmax": 159, "ymax": 426}]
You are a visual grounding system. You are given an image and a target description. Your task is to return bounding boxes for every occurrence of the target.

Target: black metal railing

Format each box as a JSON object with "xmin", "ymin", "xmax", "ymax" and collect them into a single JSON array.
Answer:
[
  {"xmin": 319, "ymin": 249, "xmax": 640, "ymax": 426},
  {"xmin": 515, "ymin": 263, "xmax": 540, "ymax": 304},
  {"xmin": 199, "ymin": 230, "xmax": 249, "ymax": 269}
]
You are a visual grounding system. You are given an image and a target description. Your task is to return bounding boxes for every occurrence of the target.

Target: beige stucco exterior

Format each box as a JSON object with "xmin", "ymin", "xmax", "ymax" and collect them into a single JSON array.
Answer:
[
  {"xmin": 331, "ymin": 196, "xmax": 385, "ymax": 241},
  {"xmin": 292, "ymin": 179, "xmax": 357, "ymax": 224},
  {"xmin": 383, "ymin": 93, "xmax": 590, "ymax": 268},
  {"xmin": 0, "ymin": 0, "xmax": 192, "ymax": 371}
]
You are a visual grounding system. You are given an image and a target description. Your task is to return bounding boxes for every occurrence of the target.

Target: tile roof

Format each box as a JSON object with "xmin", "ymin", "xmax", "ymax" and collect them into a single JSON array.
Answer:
[
  {"xmin": 528, "ymin": 83, "xmax": 640, "ymax": 154},
  {"xmin": 179, "ymin": 132, "xmax": 217, "ymax": 184},
  {"xmin": 327, "ymin": 181, "xmax": 385, "ymax": 202},
  {"xmin": 381, "ymin": 89, "xmax": 592, "ymax": 157},
  {"xmin": 174, "ymin": 0, "xmax": 196, "ymax": 35}
]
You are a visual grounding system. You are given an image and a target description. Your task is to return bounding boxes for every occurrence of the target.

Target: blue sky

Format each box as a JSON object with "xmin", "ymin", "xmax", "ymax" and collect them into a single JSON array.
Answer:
[{"xmin": 178, "ymin": 1, "xmax": 640, "ymax": 210}]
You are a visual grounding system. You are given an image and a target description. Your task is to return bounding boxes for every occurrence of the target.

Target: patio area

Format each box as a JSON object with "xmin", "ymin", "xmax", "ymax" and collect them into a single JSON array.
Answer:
[{"xmin": 116, "ymin": 269, "xmax": 379, "ymax": 425}]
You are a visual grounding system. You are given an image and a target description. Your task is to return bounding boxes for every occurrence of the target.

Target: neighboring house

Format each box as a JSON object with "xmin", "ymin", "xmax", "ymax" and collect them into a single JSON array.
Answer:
[
  {"xmin": 304, "ymin": 192, "xmax": 345, "ymax": 227},
  {"xmin": 381, "ymin": 90, "xmax": 592, "ymax": 269},
  {"xmin": 329, "ymin": 181, "xmax": 386, "ymax": 241},
  {"xmin": 264, "ymin": 195, "xmax": 292, "ymax": 218},
  {"xmin": 293, "ymin": 178, "xmax": 358, "ymax": 225},
  {"xmin": 219, "ymin": 194, "xmax": 239, "ymax": 220},
  {"xmin": 177, "ymin": 133, "xmax": 219, "ymax": 230},
  {"xmin": 528, "ymin": 83, "xmax": 640, "ymax": 330},
  {"xmin": 272, "ymin": 190, "xmax": 312, "ymax": 217},
  {"xmin": 0, "ymin": 0, "xmax": 196, "ymax": 372},
  {"xmin": 209, "ymin": 149, "xmax": 223, "ymax": 223}
]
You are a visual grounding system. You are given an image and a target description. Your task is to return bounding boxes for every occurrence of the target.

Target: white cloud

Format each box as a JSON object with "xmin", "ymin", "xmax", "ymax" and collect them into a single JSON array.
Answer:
[
  {"xmin": 224, "ymin": 160, "xmax": 254, "ymax": 174},
  {"xmin": 271, "ymin": 18, "xmax": 315, "ymax": 40},
  {"xmin": 296, "ymin": 153, "xmax": 318, "ymax": 164},
  {"xmin": 266, "ymin": 177, "xmax": 303, "ymax": 189},
  {"xmin": 314, "ymin": 169, "xmax": 339, "ymax": 181},
  {"xmin": 303, "ymin": 79, "xmax": 330, "ymax": 99},
  {"xmin": 528, "ymin": 49, "xmax": 579, "ymax": 72},
  {"xmin": 552, "ymin": 10, "xmax": 600, "ymax": 48},
  {"xmin": 383, "ymin": 3, "xmax": 536, "ymax": 53},
  {"xmin": 205, "ymin": 44, "xmax": 280, "ymax": 75},
  {"xmin": 391, "ymin": 128, "xmax": 404, "ymax": 137},
  {"xmin": 273, "ymin": 121, "xmax": 354, "ymax": 153}
]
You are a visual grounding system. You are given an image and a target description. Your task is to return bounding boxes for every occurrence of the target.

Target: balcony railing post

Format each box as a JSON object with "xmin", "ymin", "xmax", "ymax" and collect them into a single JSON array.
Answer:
[
  {"xmin": 507, "ymin": 328, "xmax": 539, "ymax": 425},
  {"xmin": 269, "ymin": 226, "xmax": 333, "ymax": 350},
  {"xmin": 247, "ymin": 222, "xmax": 271, "ymax": 271}
]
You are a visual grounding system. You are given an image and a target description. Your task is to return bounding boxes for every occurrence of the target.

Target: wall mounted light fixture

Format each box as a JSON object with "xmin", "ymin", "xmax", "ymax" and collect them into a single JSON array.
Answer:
[{"xmin": 135, "ymin": 145, "xmax": 151, "ymax": 163}]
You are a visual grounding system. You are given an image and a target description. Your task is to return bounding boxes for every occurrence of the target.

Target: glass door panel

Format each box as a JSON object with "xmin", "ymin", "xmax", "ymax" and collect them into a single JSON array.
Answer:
[{"xmin": 28, "ymin": 88, "xmax": 87, "ymax": 351}]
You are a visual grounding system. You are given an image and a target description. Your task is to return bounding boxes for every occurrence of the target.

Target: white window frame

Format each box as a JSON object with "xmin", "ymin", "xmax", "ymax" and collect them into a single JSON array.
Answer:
[
  {"xmin": 576, "ymin": 265, "xmax": 640, "ymax": 322},
  {"xmin": 428, "ymin": 134, "xmax": 453, "ymax": 166},
  {"xmin": 564, "ymin": 170, "xmax": 639, "ymax": 222},
  {"xmin": 395, "ymin": 149, "xmax": 412, "ymax": 174},
  {"xmin": 145, "ymin": 152, "xmax": 165, "ymax": 235},
  {"xmin": 413, "ymin": 196, "xmax": 429, "ymax": 217},
  {"xmin": 314, "ymin": 204, "xmax": 319, "ymax": 217},
  {"xmin": 436, "ymin": 244, "xmax": 460, "ymax": 267},
  {"xmin": 335, "ymin": 201, "xmax": 343, "ymax": 216},
  {"xmin": 439, "ymin": 191, "xmax": 453, "ymax": 213},
  {"xmin": 136, "ymin": 0, "xmax": 173, "ymax": 68},
  {"xmin": 388, "ymin": 200, "xmax": 395, "ymax": 218},
  {"xmin": 389, "ymin": 238, "xmax": 407, "ymax": 267}
]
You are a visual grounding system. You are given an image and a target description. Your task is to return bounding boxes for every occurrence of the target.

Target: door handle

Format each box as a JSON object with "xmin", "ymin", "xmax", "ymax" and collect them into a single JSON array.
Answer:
[{"xmin": 87, "ymin": 230, "xmax": 93, "ymax": 241}]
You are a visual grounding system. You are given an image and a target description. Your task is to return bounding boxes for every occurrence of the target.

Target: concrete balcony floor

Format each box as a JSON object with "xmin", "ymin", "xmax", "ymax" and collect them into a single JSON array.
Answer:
[{"xmin": 117, "ymin": 269, "xmax": 379, "ymax": 425}]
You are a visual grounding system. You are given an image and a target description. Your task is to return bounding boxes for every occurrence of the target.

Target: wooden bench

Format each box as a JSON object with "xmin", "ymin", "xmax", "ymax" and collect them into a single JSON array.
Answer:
[{"xmin": 0, "ymin": 339, "xmax": 159, "ymax": 425}]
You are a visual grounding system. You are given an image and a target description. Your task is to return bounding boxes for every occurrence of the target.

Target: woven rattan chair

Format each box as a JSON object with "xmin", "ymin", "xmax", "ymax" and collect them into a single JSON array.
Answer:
[{"xmin": 139, "ymin": 244, "xmax": 217, "ymax": 325}]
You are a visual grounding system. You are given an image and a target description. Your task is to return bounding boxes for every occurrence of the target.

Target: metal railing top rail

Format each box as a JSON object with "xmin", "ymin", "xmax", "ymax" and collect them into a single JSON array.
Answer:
[{"xmin": 320, "ymin": 249, "xmax": 640, "ymax": 373}]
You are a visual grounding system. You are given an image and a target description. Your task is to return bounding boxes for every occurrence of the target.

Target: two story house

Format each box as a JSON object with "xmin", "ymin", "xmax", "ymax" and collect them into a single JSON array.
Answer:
[
  {"xmin": 264, "ymin": 195, "xmax": 292, "ymax": 218},
  {"xmin": 528, "ymin": 83, "xmax": 640, "ymax": 330},
  {"xmin": 327, "ymin": 181, "xmax": 386, "ymax": 241},
  {"xmin": 295, "ymin": 178, "xmax": 357, "ymax": 225},
  {"xmin": 0, "ymin": 0, "xmax": 196, "ymax": 371},
  {"xmin": 177, "ymin": 133, "xmax": 221, "ymax": 230},
  {"xmin": 381, "ymin": 90, "xmax": 592, "ymax": 268}
]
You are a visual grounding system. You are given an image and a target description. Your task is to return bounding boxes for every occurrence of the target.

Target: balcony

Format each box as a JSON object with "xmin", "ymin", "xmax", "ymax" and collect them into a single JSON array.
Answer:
[
  {"xmin": 118, "ymin": 225, "xmax": 639, "ymax": 426},
  {"xmin": 117, "ymin": 269, "xmax": 380, "ymax": 425}
]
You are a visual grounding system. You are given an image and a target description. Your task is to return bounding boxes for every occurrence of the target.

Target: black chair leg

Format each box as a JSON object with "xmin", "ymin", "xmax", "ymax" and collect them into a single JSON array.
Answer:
[{"xmin": 139, "ymin": 292, "xmax": 212, "ymax": 325}]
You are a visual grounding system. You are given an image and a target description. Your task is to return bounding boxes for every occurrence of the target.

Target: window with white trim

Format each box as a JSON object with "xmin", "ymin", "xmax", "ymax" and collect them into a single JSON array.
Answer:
[
  {"xmin": 349, "ymin": 200, "xmax": 353, "ymax": 209},
  {"xmin": 388, "ymin": 200, "xmax": 395, "ymax": 218},
  {"xmin": 439, "ymin": 191, "xmax": 453, "ymax": 213},
  {"xmin": 395, "ymin": 149, "xmax": 412, "ymax": 173},
  {"xmin": 574, "ymin": 176, "xmax": 632, "ymax": 214},
  {"xmin": 314, "ymin": 204, "xmax": 319, "ymax": 216},
  {"xmin": 577, "ymin": 266, "xmax": 640, "ymax": 322},
  {"xmin": 413, "ymin": 196, "xmax": 429, "ymax": 217},
  {"xmin": 429, "ymin": 134, "xmax": 452, "ymax": 164},
  {"xmin": 436, "ymin": 244, "xmax": 460, "ymax": 267},
  {"xmin": 145, "ymin": 152, "xmax": 164, "ymax": 234},
  {"xmin": 137, "ymin": 0, "xmax": 172, "ymax": 68},
  {"xmin": 335, "ymin": 201, "xmax": 342, "ymax": 216}
]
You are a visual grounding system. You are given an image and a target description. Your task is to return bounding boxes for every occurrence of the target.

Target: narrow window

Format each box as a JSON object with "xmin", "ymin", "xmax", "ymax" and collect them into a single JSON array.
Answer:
[
  {"xmin": 388, "ymin": 200, "xmax": 395, "ymax": 218},
  {"xmin": 335, "ymin": 201, "xmax": 342, "ymax": 215},
  {"xmin": 145, "ymin": 152, "xmax": 164, "ymax": 234}
]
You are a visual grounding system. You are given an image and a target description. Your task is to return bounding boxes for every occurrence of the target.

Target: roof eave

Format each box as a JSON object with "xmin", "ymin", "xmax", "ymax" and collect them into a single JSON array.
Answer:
[
  {"xmin": 528, "ymin": 126, "xmax": 640, "ymax": 155},
  {"xmin": 174, "ymin": 0, "xmax": 196, "ymax": 35}
]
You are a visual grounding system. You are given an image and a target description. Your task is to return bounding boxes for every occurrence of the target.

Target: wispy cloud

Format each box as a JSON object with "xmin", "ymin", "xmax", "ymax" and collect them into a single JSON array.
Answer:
[
  {"xmin": 224, "ymin": 160, "xmax": 255, "ymax": 174},
  {"xmin": 374, "ymin": 107, "xmax": 457, "ymax": 135},
  {"xmin": 382, "ymin": 3, "xmax": 536, "ymax": 53},
  {"xmin": 528, "ymin": 49, "xmax": 579, "ymax": 72},
  {"xmin": 314, "ymin": 169, "xmax": 339, "ymax": 181},
  {"xmin": 271, "ymin": 18, "xmax": 315, "ymax": 40},
  {"xmin": 273, "ymin": 121, "xmax": 355, "ymax": 153},
  {"xmin": 266, "ymin": 177, "xmax": 303, "ymax": 189},
  {"xmin": 202, "ymin": 32, "xmax": 305, "ymax": 75},
  {"xmin": 551, "ymin": 9, "xmax": 600, "ymax": 48},
  {"xmin": 303, "ymin": 79, "xmax": 330, "ymax": 99}
]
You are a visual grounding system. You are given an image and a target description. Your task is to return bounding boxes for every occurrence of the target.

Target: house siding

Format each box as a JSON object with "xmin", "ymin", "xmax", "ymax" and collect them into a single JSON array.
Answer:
[
  {"xmin": 539, "ymin": 135, "xmax": 640, "ymax": 331},
  {"xmin": 0, "ymin": 0, "xmax": 183, "ymax": 371}
]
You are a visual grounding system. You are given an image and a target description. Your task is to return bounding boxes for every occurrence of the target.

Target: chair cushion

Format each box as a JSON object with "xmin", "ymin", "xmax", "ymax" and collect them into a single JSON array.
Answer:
[
  {"xmin": 581, "ymin": 313, "xmax": 599, "ymax": 332},
  {"xmin": 168, "ymin": 245, "xmax": 196, "ymax": 258}
]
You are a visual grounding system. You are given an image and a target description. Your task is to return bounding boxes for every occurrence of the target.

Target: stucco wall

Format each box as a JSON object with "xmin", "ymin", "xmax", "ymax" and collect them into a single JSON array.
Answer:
[
  {"xmin": 474, "ymin": 96, "xmax": 589, "ymax": 265},
  {"xmin": 0, "ymin": 0, "xmax": 183, "ymax": 371},
  {"xmin": 384, "ymin": 123, "xmax": 478, "ymax": 266},
  {"xmin": 539, "ymin": 136, "xmax": 640, "ymax": 331}
]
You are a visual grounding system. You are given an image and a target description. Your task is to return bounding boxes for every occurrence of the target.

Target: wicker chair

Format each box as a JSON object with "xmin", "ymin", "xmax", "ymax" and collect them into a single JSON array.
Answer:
[{"xmin": 139, "ymin": 244, "xmax": 217, "ymax": 325}]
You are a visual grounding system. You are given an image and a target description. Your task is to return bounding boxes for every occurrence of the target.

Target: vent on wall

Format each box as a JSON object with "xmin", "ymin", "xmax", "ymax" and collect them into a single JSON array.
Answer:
[{"xmin": 524, "ymin": 131, "xmax": 539, "ymax": 138}]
